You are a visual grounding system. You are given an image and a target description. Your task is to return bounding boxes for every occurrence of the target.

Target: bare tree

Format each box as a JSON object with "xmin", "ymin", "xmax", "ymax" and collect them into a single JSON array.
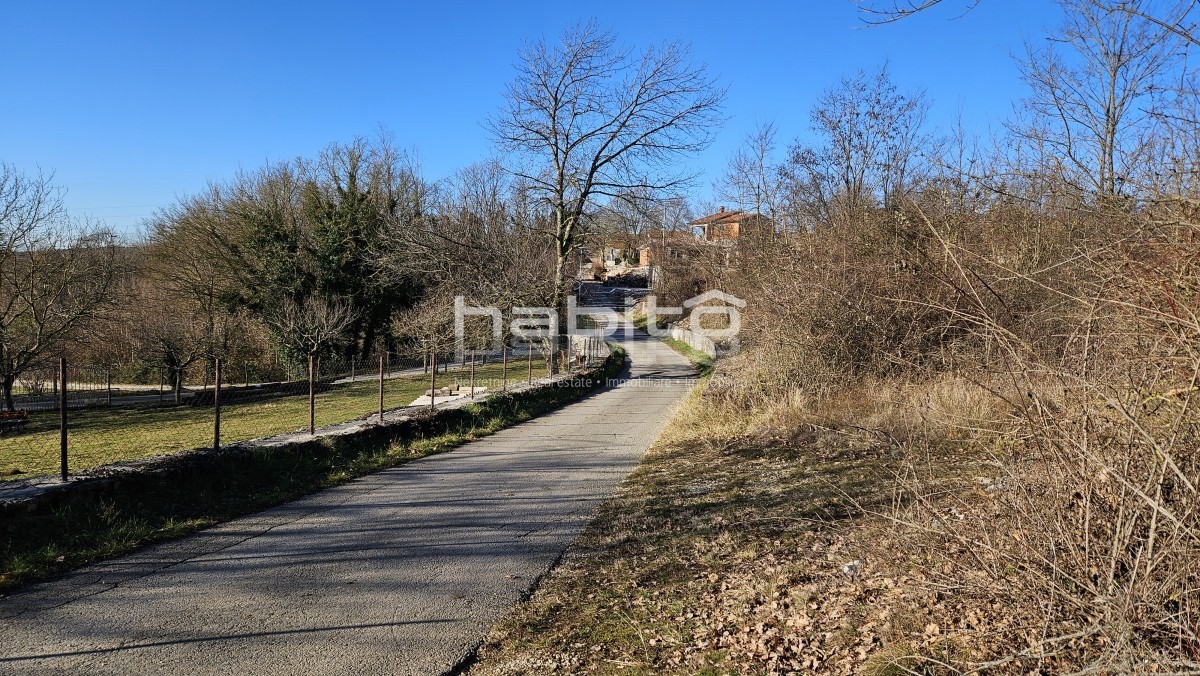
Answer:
[
  {"xmin": 0, "ymin": 165, "xmax": 119, "ymax": 410},
  {"xmin": 598, "ymin": 189, "xmax": 658, "ymax": 237},
  {"xmin": 391, "ymin": 161, "xmax": 558, "ymax": 311},
  {"xmin": 142, "ymin": 190, "xmax": 241, "ymax": 389},
  {"xmin": 856, "ymin": 0, "xmax": 981, "ymax": 24},
  {"xmin": 1011, "ymin": 0, "xmax": 1182, "ymax": 201},
  {"xmin": 782, "ymin": 66, "xmax": 931, "ymax": 228},
  {"xmin": 491, "ymin": 22, "xmax": 725, "ymax": 316},
  {"xmin": 130, "ymin": 281, "xmax": 210, "ymax": 402},
  {"xmin": 144, "ymin": 135, "xmax": 429, "ymax": 371},
  {"xmin": 718, "ymin": 122, "xmax": 787, "ymax": 227},
  {"xmin": 137, "ymin": 207, "xmax": 257, "ymax": 400},
  {"xmin": 393, "ymin": 293, "xmax": 454, "ymax": 347},
  {"xmin": 1089, "ymin": 1, "xmax": 1199, "ymax": 220},
  {"xmin": 1099, "ymin": 0, "xmax": 1198, "ymax": 46},
  {"xmin": 857, "ymin": 0, "xmax": 1196, "ymax": 214},
  {"xmin": 266, "ymin": 296, "xmax": 357, "ymax": 360}
]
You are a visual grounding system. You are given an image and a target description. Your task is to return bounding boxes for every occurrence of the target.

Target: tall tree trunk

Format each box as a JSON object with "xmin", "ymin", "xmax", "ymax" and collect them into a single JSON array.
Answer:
[
  {"xmin": 552, "ymin": 244, "xmax": 569, "ymax": 321},
  {"xmin": 552, "ymin": 209, "xmax": 577, "ymax": 327},
  {"xmin": 2, "ymin": 375, "xmax": 15, "ymax": 412},
  {"xmin": 550, "ymin": 236, "xmax": 571, "ymax": 376},
  {"xmin": 361, "ymin": 324, "xmax": 376, "ymax": 362},
  {"xmin": 173, "ymin": 367, "xmax": 184, "ymax": 403}
]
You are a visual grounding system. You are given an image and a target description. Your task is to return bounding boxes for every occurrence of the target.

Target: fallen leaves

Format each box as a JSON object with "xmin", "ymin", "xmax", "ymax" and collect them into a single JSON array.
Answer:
[{"xmin": 469, "ymin": 410, "xmax": 1037, "ymax": 674}]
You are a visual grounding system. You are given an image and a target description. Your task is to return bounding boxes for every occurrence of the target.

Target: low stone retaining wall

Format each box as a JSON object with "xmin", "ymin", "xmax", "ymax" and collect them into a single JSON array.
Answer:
[
  {"xmin": 0, "ymin": 352, "xmax": 623, "ymax": 518},
  {"xmin": 667, "ymin": 325, "xmax": 718, "ymax": 358}
]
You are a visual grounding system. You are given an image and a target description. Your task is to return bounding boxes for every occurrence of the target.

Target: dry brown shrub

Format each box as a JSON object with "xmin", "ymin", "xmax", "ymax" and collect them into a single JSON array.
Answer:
[
  {"xmin": 709, "ymin": 195, "xmax": 1199, "ymax": 669},
  {"xmin": 869, "ymin": 223, "xmax": 1200, "ymax": 671}
]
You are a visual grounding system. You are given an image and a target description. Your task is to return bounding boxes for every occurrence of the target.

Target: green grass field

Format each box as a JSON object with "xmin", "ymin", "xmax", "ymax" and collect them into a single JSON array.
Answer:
[{"xmin": 0, "ymin": 358, "xmax": 548, "ymax": 480}]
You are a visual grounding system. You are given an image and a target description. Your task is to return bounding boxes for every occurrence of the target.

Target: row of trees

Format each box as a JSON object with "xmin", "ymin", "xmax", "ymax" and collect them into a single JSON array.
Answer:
[
  {"xmin": 718, "ymin": 0, "xmax": 1197, "ymax": 232},
  {"xmin": 6, "ymin": 1, "xmax": 1191, "ymax": 410},
  {"xmin": 0, "ymin": 21, "xmax": 727, "ymax": 409}
]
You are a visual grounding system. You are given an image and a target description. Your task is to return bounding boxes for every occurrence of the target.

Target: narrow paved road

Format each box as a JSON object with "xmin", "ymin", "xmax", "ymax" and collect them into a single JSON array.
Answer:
[{"xmin": 0, "ymin": 329, "xmax": 694, "ymax": 675}]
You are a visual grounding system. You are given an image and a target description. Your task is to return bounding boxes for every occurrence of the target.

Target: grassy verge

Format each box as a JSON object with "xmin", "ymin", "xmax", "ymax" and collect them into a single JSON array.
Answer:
[
  {"xmin": 628, "ymin": 312, "xmax": 664, "ymax": 334},
  {"xmin": 0, "ymin": 350, "xmax": 619, "ymax": 594},
  {"xmin": 1, "ymin": 358, "xmax": 547, "ymax": 480},
  {"xmin": 470, "ymin": 377, "xmax": 980, "ymax": 674},
  {"xmin": 659, "ymin": 338, "xmax": 714, "ymax": 377}
]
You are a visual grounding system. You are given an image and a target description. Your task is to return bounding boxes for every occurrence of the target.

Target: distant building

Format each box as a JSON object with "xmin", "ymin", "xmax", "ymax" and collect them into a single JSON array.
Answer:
[
  {"xmin": 637, "ymin": 229, "xmax": 695, "ymax": 267},
  {"xmin": 687, "ymin": 206, "xmax": 774, "ymax": 243},
  {"xmin": 587, "ymin": 235, "xmax": 638, "ymax": 269}
]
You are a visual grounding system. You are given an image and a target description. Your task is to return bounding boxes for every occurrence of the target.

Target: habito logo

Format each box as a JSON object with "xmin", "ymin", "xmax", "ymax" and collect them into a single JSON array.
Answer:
[{"xmin": 453, "ymin": 290, "xmax": 745, "ymax": 359}]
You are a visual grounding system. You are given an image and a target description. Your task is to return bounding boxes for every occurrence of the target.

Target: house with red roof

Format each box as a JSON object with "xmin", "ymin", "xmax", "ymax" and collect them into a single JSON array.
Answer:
[{"xmin": 687, "ymin": 206, "xmax": 774, "ymax": 242}]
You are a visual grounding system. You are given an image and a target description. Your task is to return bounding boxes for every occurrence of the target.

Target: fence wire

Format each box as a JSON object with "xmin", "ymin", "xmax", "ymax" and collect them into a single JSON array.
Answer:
[{"xmin": 0, "ymin": 337, "xmax": 610, "ymax": 481}]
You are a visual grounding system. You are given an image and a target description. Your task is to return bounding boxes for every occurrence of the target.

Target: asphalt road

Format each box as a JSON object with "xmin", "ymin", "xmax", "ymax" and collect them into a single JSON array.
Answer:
[{"xmin": 0, "ymin": 328, "xmax": 695, "ymax": 675}]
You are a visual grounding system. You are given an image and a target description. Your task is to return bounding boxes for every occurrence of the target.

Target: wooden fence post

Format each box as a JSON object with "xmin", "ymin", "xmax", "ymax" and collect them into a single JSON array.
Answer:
[
  {"xmin": 430, "ymin": 351, "xmax": 437, "ymax": 411},
  {"xmin": 308, "ymin": 353, "xmax": 315, "ymax": 435},
  {"xmin": 59, "ymin": 357, "xmax": 68, "ymax": 482},
  {"xmin": 214, "ymin": 358, "xmax": 222, "ymax": 452}
]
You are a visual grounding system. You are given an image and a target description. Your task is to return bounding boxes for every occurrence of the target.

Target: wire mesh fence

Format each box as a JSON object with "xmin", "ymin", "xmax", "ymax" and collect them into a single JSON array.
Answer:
[{"xmin": 0, "ymin": 336, "xmax": 611, "ymax": 482}]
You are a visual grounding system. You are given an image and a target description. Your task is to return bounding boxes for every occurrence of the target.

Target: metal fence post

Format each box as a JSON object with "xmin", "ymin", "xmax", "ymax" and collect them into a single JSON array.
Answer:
[
  {"xmin": 527, "ymin": 344, "xmax": 533, "ymax": 384},
  {"xmin": 214, "ymin": 357, "xmax": 222, "ymax": 452},
  {"xmin": 308, "ymin": 353, "xmax": 315, "ymax": 435},
  {"xmin": 566, "ymin": 337, "xmax": 572, "ymax": 374},
  {"xmin": 378, "ymin": 353, "xmax": 385, "ymax": 423},
  {"xmin": 158, "ymin": 368, "xmax": 164, "ymax": 401},
  {"xmin": 429, "ymin": 351, "xmax": 437, "ymax": 411},
  {"xmin": 469, "ymin": 351, "xmax": 475, "ymax": 399},
  {"xmin": 59, "ymin": 357, "xmax": 68, "ymax": 482},
  {"xmin": 105, "ymin": 368, "xmax": 112, "ymax": 406},
  {"xmin": 501, "ymin": 347, "xmax": 508, "ymax": 393}
]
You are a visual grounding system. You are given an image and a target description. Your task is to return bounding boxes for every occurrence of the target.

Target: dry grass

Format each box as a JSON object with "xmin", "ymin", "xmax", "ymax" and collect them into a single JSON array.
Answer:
[
  {"xmin": 472, "ymin": 352, "xmax": 1199, "ymax": 672},
  {"xmin": 477, "ymin": 205, "xmax": 1200, "ymax": 672},
  {"xmin": 471, "ymin": 384, "xmax": 968, "ymax": 674}
]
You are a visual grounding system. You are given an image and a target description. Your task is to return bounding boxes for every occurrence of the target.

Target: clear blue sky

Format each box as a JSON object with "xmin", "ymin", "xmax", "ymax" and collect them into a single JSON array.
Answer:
[{"xmin": 1, "ymin": 0, "xmax": 1061, "ymax": 234}]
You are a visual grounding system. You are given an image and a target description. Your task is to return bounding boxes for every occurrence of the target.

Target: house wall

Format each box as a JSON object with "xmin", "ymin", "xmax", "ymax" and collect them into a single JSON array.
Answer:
[{"xmin": 700, "ymin": 219, "xmax": 748, "ymax": 242}]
